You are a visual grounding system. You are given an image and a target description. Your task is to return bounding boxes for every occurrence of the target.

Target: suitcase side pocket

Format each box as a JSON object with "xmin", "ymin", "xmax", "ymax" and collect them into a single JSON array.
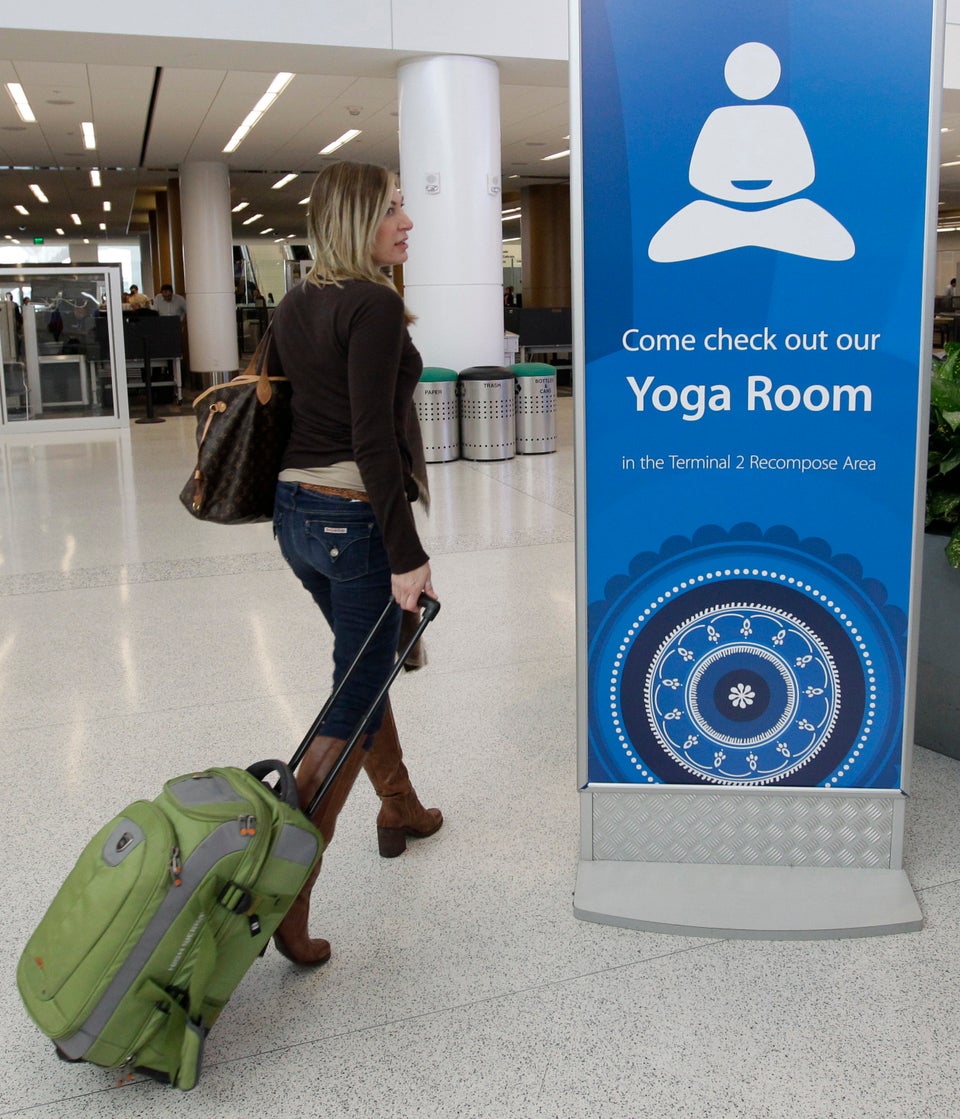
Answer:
[{"xmin": 17, "ymin": 801, "xmax": 175, "ymax": 1040}]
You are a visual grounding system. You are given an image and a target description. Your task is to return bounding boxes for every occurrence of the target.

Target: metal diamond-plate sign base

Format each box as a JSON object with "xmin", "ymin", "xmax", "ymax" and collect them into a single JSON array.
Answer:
[{"xmin": 590, "ymin": 789, "xmax": 895, "ymax": 867}]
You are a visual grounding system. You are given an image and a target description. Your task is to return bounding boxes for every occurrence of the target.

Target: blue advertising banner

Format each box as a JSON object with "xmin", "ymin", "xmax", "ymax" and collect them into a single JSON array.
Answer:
[{"xmin": 581, "ymin": 0, "xmax": 939, "ymax": 791}]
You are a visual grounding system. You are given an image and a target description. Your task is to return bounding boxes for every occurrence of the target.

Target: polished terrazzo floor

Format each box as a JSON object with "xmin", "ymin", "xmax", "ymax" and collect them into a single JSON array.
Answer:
[{"xmin": 2, "ymin": 399, "xmax": 959, "ymax": 1119}]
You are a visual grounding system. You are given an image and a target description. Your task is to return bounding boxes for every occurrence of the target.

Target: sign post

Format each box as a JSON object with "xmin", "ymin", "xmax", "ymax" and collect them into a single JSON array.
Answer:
[{"xmin": 572, "ymin": 0, "xmax": 944, "ymax": 936}]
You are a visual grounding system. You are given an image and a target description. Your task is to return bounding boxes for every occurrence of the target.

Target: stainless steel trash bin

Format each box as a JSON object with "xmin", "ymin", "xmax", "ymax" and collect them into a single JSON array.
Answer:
[
  {"xmin": 511, "ymin": 362, "xmax": 557, "ymax": 454},
  {"xmin": 414, "ymin": 367, "xmax": 459, "ymax": 463},
  {"xmin": 457, "ymin": 366, "xmax": 516, "ymax": 461}
]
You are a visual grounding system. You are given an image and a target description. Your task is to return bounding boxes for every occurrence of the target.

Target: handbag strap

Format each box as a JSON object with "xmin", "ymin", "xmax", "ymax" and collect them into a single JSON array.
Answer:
[
  {"xmin": 190, "ymin": 320, "xmax": 283, "ymax": 411},
  {"xmin": 253, "ymin": 321, "xmax": 275, "ymax": 405}
]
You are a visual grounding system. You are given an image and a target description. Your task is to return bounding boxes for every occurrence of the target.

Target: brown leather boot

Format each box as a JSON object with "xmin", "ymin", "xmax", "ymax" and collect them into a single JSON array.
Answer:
[
  {"xmin": 363, "ymin": 702, "xmax": 443, "ymax": 858},
  {"xmin": 273, "ymin": 734, "xmax": 366, "ymax": 966}
]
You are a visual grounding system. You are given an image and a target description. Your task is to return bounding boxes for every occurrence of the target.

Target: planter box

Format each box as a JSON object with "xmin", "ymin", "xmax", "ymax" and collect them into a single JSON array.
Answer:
[{"xmin": 916, "ymin": 533, "xmax": 960, "ymax": 758}]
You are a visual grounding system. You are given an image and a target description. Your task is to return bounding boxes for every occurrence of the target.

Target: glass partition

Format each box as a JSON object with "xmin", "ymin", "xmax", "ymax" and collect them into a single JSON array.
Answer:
[{"xmin": 0, "ymin": 265, "xmax": 129, "ymax": 431}]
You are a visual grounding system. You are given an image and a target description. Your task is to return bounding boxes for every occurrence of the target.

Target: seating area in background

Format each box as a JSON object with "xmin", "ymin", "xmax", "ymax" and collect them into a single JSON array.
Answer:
[{"xmin": 504, "ymin": 306, "xmax": 572, "ymax": 382}]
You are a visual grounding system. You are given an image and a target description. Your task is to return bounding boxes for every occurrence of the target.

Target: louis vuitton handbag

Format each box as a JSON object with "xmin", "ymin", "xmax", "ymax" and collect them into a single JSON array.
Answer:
[{"xmin": 179, "ymin": 326, "xmax": 291, "ymax": 524}]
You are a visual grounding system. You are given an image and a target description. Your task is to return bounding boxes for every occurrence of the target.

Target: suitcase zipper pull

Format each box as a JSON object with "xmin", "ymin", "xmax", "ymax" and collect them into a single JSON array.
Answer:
[
  {"xmin": 169, "ymin": 847, "xmax": 182, "ymax": 887},
  {"xmin": 239, "ymin": 814, "xmax": 257, "ymax": 837}
]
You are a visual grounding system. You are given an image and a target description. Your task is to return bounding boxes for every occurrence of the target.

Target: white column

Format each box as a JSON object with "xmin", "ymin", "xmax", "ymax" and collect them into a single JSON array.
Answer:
[
  {"xmin": 398, "ymin": 56, "xmax": 504, "ymax": 371},
  {"xmin": 178, "ymin": 162, "xmax": 239, "ymax": 378}
]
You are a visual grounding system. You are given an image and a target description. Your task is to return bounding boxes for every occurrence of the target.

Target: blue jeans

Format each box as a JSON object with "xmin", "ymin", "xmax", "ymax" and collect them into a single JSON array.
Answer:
[{"xmin": 273, "ymin": 481, "xmax": 401, "ymax": 739}]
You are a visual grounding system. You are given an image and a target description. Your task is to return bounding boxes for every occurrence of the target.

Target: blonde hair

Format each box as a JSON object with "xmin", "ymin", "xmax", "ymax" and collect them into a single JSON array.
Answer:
[{"xmin": 306, "ymin": 162, "xmax": 399, "ymax": 291}]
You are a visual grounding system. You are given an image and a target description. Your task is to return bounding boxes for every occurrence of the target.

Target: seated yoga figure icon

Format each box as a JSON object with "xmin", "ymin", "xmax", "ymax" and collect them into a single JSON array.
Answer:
[{"xmin": 648, "ymin": 41, "xmax": 855, "ymax": 263}]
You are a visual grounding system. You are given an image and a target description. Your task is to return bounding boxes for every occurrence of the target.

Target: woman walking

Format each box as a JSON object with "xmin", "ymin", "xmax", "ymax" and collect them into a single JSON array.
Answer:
[{"xmin": 269, "ymin": 162, "xmax": 442, "ymax": 966}]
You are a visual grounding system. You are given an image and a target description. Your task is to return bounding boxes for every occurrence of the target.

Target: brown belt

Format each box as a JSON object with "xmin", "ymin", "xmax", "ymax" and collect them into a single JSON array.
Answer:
[{"xmin": 299, "ymin": 482, "xmax": 370, "ymax": 502}]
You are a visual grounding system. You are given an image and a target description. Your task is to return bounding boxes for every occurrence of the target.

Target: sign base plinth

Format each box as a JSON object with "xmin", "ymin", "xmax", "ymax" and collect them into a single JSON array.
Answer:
[{"xmin": 574, "ymin": 861, "xmax": 923, "ymax": 940}]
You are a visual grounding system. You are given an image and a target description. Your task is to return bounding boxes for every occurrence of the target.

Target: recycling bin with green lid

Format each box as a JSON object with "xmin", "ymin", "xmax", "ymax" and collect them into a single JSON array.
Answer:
[
  {"xmin": 457, "ymin": 366, "xmax": 516, "ymax": 461},
  {"xmin": 511, "ymin": 362, "xmax": 557, "ymax": 454},
  {"xmin": 414, "ymin": 366, "xmax": 459, "ymax": 463}
]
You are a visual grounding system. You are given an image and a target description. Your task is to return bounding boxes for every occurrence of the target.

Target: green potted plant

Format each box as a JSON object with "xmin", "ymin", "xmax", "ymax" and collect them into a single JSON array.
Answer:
[
  {"xmin": 927, "ymin": 343, "xmax": 960, "ymax": 567},
  {"xmin": 916, "ymin": 342, "xmax": 960, "ymax": 757}
]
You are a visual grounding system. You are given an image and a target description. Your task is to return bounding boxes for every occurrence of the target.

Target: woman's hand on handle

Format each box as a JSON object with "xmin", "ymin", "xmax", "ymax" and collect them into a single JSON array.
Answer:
[{"xmin": 392, "ymin": 563, "xmax": 437, "ymax": 613}]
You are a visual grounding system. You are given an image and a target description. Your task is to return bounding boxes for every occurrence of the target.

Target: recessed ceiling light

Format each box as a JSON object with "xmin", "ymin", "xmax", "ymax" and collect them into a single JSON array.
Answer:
[
  {"xmin": 89, "ymin": 169, "xmax": 101, "ymax": 187},
  {"xmin": 223, "ymin": 73, "xmax": 295, "ymax": 153},
  {"xmin": 81, "ymin": 122, "xmax": 96, "ymax": 150},
  {"xmin": 542, "ymin": 149, "xmax": 570, "ymax": 162},
  {"xmin": 29, "ymin": 184, "xmax": 48, "ymax": 203},
  {"xmin": 319, "ymin": 129, "xmax": 361, "ymax": 156},
  {"xmin": 232, "ymin": 201, "xmax": 249, "ymax": 212},
  {"xmin": 242, "ymin": 213, "xmax": 263, "ymax": 226},
  {"xmin": 260, "ymin": 228, "xmax": 274, "ymax": 234},
  {"xmin": 71, "ymin": 213, "xmax": 82, "ymax": 225},
  {"xmin": 55, "ymin": 227, "xmax": 65, "ymax": 235},
  {"xmin": 14, "ymin": 204, "xmax": 29, "ymax": 215},
  {"xmin": 299, "ymin": 197, "xmax": 310, "ymax": 205},
  {"xmin": 272, "ymin": 174, "xmax": 298, "ymax": 189},
  {"xmin": 103, "ymin": 201, "xmax": 111, "ymax": 212},
  {"xmin": 99, "ymin": 222, "xmax": 106, "ymax": 231},
  {"xmin": 4, "ymin": 83, "xmax": 35, "ymax": 123}
]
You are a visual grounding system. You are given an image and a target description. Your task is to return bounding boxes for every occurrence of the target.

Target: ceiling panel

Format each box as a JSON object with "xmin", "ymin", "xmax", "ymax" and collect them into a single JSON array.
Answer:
[
  {"xmin": 143, "ymin": 69, "xmax": 228, "ymax": 168},
  {"xmin": 0, "ymin": 39, "xmax": 562, "ymax": 246}
]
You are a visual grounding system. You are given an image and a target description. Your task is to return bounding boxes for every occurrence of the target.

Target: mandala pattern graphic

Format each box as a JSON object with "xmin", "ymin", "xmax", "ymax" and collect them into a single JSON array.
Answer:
[
  {"xmin": 588, "ymin": 525, "xmax": 907, "ymax": 788},
  {"xmin": 644, "ymin": 602, "xmax": 840, "ymax": 781}
]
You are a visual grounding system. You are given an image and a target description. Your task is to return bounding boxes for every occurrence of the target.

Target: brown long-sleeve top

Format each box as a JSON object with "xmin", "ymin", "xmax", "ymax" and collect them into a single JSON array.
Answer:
[{"xmin": 268, "ymin": 278, "xmax": 428, "ymax": 575}]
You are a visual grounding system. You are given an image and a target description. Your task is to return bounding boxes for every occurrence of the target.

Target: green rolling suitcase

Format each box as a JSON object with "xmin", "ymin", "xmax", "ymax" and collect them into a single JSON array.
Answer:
[{"xmin": 17, "ymin": 594, "xmax": 439, "ymax": 1090}]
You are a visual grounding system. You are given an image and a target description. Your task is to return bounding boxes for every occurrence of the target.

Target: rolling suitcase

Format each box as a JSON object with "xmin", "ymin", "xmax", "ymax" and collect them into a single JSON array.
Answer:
[{"xmin": 17, "ymin": 594, "xmax": 439, "ymax": 1090}]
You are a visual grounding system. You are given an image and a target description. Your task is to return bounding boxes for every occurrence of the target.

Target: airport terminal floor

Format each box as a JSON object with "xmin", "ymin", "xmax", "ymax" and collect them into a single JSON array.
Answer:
[{"xmin": 3, "ymin": 398, "xmax": 960, "ymax": 1118}]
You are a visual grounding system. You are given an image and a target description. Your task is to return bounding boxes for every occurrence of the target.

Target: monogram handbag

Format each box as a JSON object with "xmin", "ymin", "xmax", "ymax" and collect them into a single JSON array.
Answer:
[{"xmin": 179, "ymin": 327, "xmax": 291, "ymax": 524}]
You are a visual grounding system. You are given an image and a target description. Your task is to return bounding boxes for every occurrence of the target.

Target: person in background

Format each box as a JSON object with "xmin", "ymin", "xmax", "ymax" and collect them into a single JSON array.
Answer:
[
  {"xmin": 267, "ymin": 161, "xmax": 443, "ymax": 967},
  {"xmin": 155, "ymin": 283, "xmax": 187, "ymax": 320},
  {"xmin": 127, "ymin": 284, "xmax": 150, "ymax": 310}
]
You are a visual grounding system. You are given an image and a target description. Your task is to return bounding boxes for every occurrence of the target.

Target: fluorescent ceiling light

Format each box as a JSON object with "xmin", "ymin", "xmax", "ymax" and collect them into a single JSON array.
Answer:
[
  {"xmin": 71, "ymin": 213, "xmax": 82, "ymax": 225},
  {"xmin": 55, "ymin": 227, "xmax": 65, "ymax": 235},
  {"xmin": 319, "ymin": 129, "xmax": 361, "ymax": 156},
  {"xmin": 260, "ymin": 228, "xmax": 274, "ymax": 234},
  {"xmin": 5, "ymin": 83, "xmax": 35, "ymax": 123},
  {"xmin": 502, "ymin": 213, "xmax": 521, "ymax": 222},
  {"xmin": 299, "ymin": 197, "xmax": 310, "ymax": 205},
  {"xmin": 29, "ymin": 184, "xmax": 48, "ymax": 203},
  {"xmin": 89, "ymin": 169, "xmax": 101, "ymax": 187},
  {"xmin": 103, "ymin": 201, "xmax": 111, "ymax": 212},
  {"xmin": 242, "ymin": 212, "xmax": 263, "ymax": 226},
  {"xmin": 223, "ymin": 72, "xmax": 295, "ymax": 153},
  {"xmin": 81, "ymin": 122, "xmax": 96, "ymax": 150},
  {"xmin": 541, "ymin": 149, "xmax": 570, "ymax": 161},
  {"xmin": 942, "ymin": 160, "xmax": 960, "ymax": 167},
  {"xmin": 14, "ymin": 204, "xmax": 28, "ymax": 215},
  {"xmin": 99, "ymin": 222, "xmax": 106, "ymax": 231},
  {"xmin": 232, "ymin": 201, "xmax": 249, "ymax": 212},
  {"xmin": 272, "ymin": 174, "xmax": 298, "ymax": 189}
]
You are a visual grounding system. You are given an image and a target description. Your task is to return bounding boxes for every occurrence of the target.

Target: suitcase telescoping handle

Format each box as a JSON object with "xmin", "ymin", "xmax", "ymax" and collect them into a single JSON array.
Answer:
[{"xmin": 290, "ymin": 593, "xmax": 440, "ymax": 820}]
